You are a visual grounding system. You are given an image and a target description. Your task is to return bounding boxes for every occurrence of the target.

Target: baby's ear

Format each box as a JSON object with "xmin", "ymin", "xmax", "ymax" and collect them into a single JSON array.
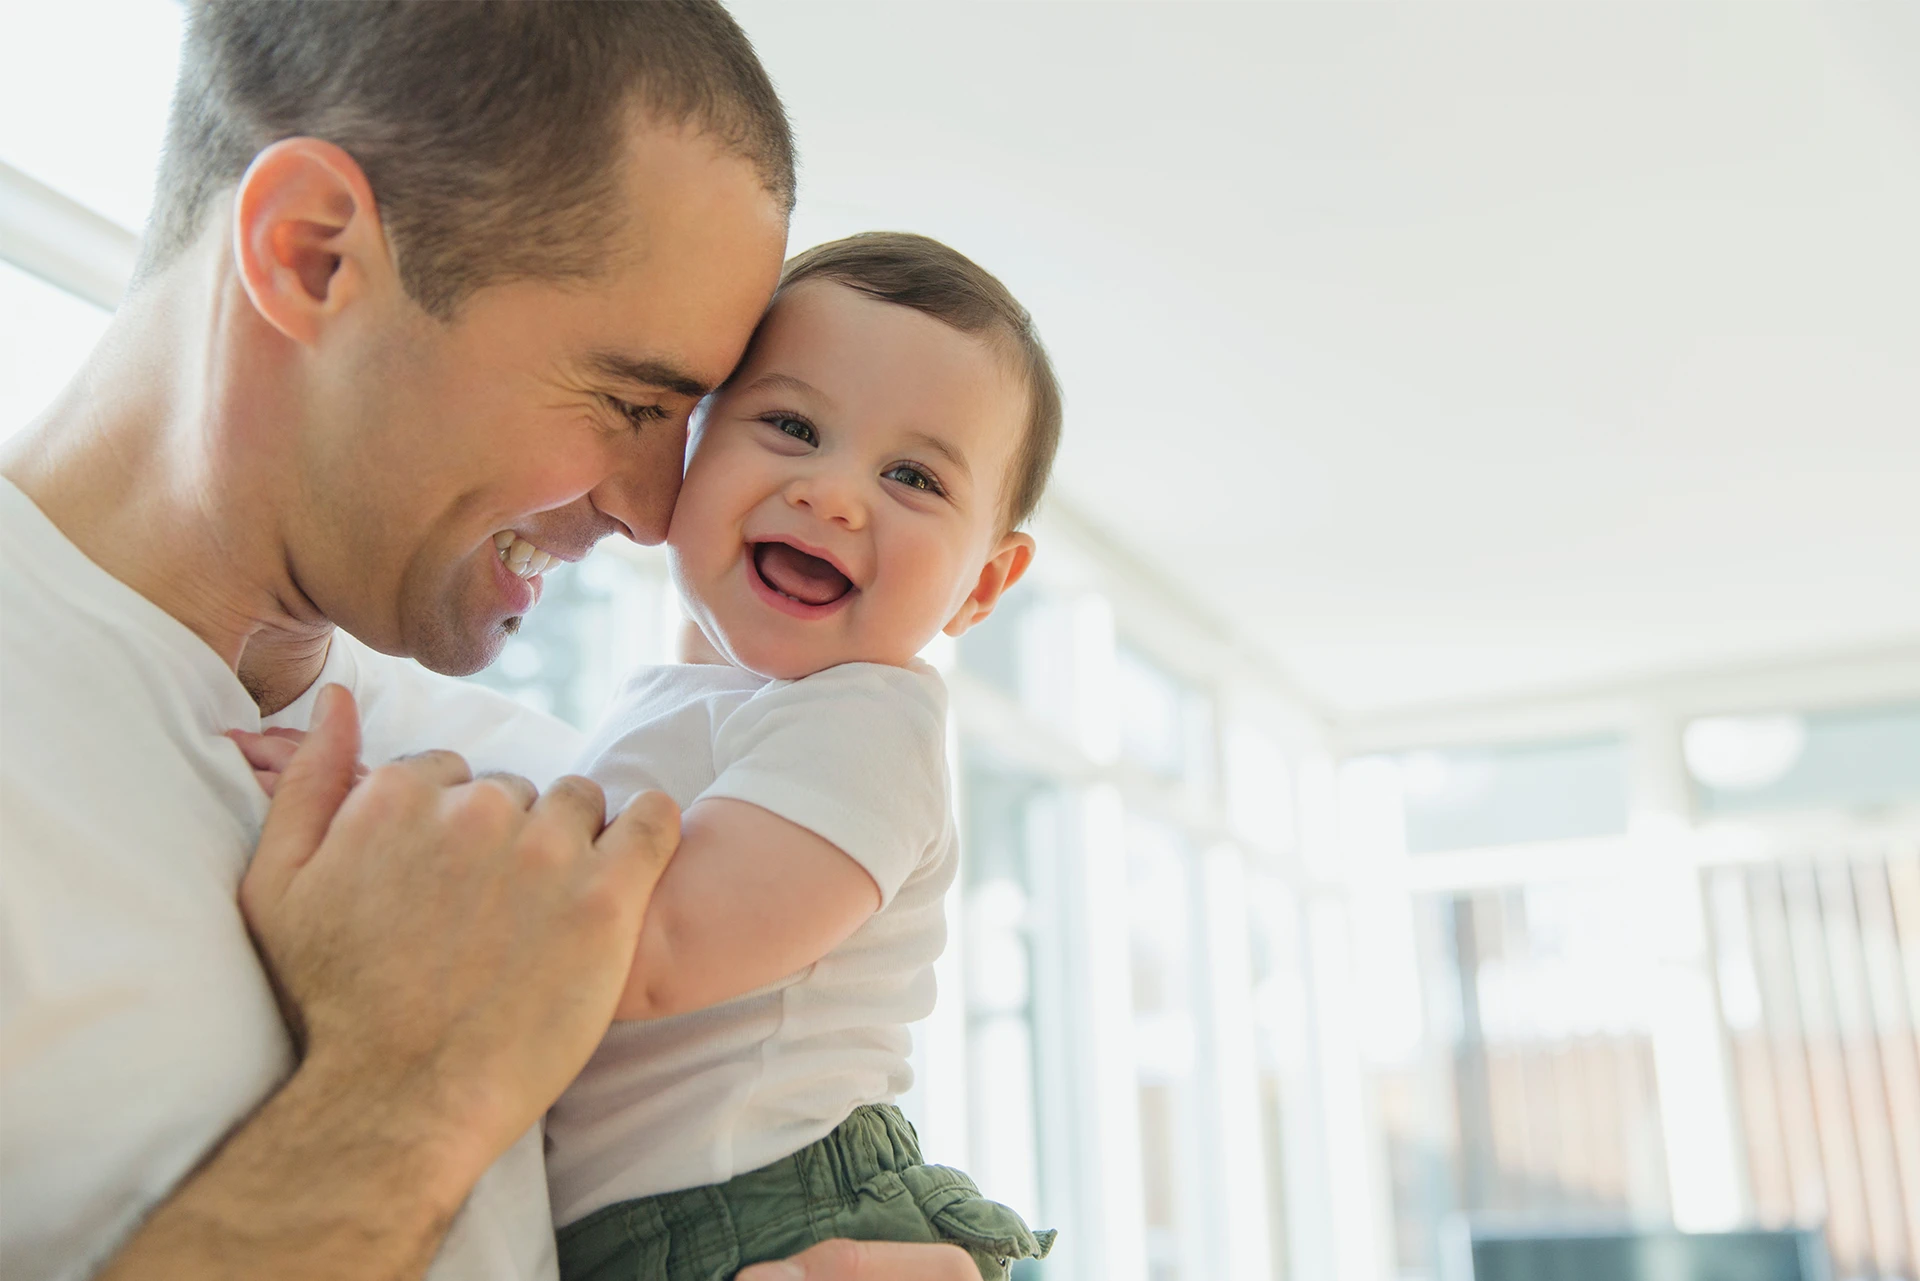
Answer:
[{"xmin": 943, "ymin": 531, "xmax": 1036, "ymax": 638}]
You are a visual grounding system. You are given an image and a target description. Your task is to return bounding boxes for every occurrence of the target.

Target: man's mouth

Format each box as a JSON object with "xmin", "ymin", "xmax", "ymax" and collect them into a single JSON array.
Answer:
[
  {"xmin": 493, "ymin": 530, "xmax": 559, "ymax": 580},
  {"xmin": 751, "ymin": 541, "xmax": 853, "ymax": 607}
]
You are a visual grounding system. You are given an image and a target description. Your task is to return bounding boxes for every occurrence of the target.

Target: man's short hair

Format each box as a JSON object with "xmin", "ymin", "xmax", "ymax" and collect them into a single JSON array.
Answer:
[
  {"xmin": 145, "ymin": 0, "xmax": 796, "ymax": 318},
  {"xmin": 777, "ymin": 233, "xmax": 1064, "ymax": 531}
]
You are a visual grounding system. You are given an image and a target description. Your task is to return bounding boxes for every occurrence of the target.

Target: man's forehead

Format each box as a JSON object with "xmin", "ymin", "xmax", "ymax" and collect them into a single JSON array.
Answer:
[{"xmin": 564, "ymin": 123, "xmax": 788, "ymax": 390}]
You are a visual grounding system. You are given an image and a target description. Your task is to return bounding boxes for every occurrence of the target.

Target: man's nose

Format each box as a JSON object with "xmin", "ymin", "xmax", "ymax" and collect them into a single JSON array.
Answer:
[
  {"xmin": 785, "ymin": 467, "xmax": 865, "ymax": 529},
  {"xmin": 588, "ymin": 421, "xmax": 689, "ymax": 545}
]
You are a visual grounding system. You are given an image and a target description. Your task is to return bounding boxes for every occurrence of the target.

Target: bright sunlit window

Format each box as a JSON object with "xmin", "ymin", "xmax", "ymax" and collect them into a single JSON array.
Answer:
[
  {"xmin": 0, "ymin": 0, "xmax": 183, "ymax": 232},
  {"xmin": 0, "ymin": 261, "xmax": 109, "ymax": 440}
]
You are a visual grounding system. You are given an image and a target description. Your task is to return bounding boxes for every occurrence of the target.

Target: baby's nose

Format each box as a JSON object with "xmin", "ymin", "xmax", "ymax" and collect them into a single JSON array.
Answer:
[{"xmin": 788, "ymin": 471, "xmax": 865, "ymax": 527}]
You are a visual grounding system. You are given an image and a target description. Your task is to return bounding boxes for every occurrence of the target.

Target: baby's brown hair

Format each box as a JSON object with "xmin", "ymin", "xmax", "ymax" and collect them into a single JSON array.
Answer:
[{"xmin": 775, "ymin": 233, "xmax": 1062, "ymax": 529}]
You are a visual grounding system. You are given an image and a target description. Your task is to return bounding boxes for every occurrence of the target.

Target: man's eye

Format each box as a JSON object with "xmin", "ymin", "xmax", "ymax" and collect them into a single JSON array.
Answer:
[
  {"xmin": 767, "ymin": 414, "xmax": 816, "ymax": 445},
  {"xmin": 884, "ymin": 463, "xmax": 942, "ymax": 495},
  {"xmin": 611, "ymin": 397, "xmax": 669, "ymax": 431}
]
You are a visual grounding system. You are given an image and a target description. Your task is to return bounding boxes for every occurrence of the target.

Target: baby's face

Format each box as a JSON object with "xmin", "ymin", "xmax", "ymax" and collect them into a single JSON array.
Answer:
[{"xmin": 667, "ymin": 279, "xmax": 1034, "ymax": 680}]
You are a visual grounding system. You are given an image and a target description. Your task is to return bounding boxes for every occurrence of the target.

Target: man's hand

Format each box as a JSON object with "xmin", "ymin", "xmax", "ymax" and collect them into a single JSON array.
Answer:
[
  {"xmin": 736, "ymin": 1240, "xmax": 978, "ymax": 1281},
  {"xmin": 95, "ymin": 684, "xmax": 681, "ymax": 1281},
  {"xmin": 239, "ymin": 683, "xmax": 678, "ymax": 1174}
]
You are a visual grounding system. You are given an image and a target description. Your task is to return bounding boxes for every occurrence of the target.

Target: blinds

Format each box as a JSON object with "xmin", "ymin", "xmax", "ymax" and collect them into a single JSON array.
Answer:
[{"xmin": 1707, "ymin": 845, "xmax": 1920, "ymax": 1279}]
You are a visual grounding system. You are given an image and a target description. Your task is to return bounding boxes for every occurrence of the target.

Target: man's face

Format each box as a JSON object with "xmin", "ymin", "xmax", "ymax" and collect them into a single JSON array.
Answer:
[
  {"xmin": 667, "ymin": 280, "xmax": 1031, "ymax": 680},
  {"xmin": 295, "ymin": 122, "xmax": 786, "ymax": 674}
]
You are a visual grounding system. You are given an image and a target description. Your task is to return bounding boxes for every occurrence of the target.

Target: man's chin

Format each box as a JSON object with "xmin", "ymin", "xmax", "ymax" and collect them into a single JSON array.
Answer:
[{"xmin": 406, "ymin": 614, "xmax": 521, "ymax": 678}]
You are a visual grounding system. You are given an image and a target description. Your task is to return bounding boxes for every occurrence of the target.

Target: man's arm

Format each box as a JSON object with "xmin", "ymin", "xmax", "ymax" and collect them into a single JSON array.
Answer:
[
  {"xmin": 738, "ymin": 1240, "xmax": 979, "ymax": 1280},
  {"xmin": 96, "ymin": 1059, "xmax": 479, "ymax": 1281},
  {"xmin": 98, "ymin": 687, "xmax": 678, "ymax": 1281},
  {"xmin": 614, "ymin": 798, "xmax": 881, "ymax": 1020}
]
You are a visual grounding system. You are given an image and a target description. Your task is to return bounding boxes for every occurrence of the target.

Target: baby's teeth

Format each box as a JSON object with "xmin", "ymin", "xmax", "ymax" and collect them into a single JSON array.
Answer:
[{"xmin": 493, "ymin": 530, "xmax": 515, "ymax": 550}]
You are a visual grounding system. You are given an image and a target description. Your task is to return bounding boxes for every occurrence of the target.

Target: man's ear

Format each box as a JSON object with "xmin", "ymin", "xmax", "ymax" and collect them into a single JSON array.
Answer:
[
  {"xmin": 943, "ymin": 531, "xmax": 1036, "ymax": 638},
  {"xmin": 231, "ymin": 137, "xmax": 391, "ymax": 347}
]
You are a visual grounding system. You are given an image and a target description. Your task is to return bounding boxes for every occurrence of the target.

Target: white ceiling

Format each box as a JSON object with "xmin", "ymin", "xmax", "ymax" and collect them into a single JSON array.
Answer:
[{"xmin": 732, "ymin": 1, "xmax": 1920, "ymax": 718}]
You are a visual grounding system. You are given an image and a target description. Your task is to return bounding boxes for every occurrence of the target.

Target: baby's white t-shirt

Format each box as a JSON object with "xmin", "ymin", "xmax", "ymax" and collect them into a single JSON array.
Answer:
[{"xmin": 543, "ymin": 660, "xmax": 957, "ymax": 1227}]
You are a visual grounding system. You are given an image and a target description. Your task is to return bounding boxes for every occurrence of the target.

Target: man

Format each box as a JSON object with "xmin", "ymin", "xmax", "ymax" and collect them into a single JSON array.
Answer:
[{"xmin": 0, "ymin": 4, "xmax": 971, "ymax": 1279}]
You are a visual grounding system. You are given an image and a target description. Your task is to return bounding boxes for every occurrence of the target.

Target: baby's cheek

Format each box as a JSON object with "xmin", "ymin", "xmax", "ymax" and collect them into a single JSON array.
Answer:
[{"xmin": 887, "ymin": 556, "xmax": 965, "ymax": 651}]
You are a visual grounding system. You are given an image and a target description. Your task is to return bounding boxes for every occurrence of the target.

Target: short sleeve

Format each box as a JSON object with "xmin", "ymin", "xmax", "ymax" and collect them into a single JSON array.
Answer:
[{"xmin": 700, "ymin": 662, "xmax": 948, "ymax": 905}]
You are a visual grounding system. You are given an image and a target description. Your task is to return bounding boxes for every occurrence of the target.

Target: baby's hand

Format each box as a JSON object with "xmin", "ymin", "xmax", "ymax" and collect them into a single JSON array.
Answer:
[{"xmin": 228, "ymin": 727, "xmax": 370, "ymax": 797}]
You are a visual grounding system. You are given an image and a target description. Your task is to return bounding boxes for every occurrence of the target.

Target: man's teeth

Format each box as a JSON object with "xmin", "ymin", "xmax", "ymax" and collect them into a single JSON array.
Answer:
[{"xmin": 493, "ymin": 530, "xmax": 556, "ymax": 579}]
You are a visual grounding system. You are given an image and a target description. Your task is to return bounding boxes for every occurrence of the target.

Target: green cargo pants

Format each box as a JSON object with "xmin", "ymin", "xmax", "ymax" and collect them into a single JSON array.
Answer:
[{"xmin": 556, "ymin": 1105, "xmax": 1054, "ymax": 1281}]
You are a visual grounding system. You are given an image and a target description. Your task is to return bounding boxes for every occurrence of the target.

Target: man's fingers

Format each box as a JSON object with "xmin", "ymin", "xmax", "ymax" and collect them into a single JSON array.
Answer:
[
  {"xmin": 388, "ymin": 748, "xmax": 474, "ymax": 788},
  {"xmin": 594, "ymin": 789, "xmax": 680, "ymax": 900},
  {"xmin": 470, "ymin": 771, "xmax": 538, "ymax": 811},
  {"xmin": 242, "ymin": 685, "xmax": 364, "ymax": 915},
  {"xmin": 532, "ymin": 774, "xmax": 610, "ymax": 835},
  {"xmin": 735, "ymin": 1240, "xmax": 977, "ymax": 1281}
]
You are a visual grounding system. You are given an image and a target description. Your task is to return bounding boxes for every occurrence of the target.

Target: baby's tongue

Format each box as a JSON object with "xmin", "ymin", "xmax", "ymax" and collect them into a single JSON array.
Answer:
[{"xmin": 753, "ymin": 542, "xmax": 851, "ymax": 606}]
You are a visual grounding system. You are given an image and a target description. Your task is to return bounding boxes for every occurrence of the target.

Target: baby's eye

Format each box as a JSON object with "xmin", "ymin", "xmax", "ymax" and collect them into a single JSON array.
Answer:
[
  {"xmin": 766, "ymin": 414, "xmax": 816, "ymax": 446},
  {"xmin": 884, "ymin": 463, "xmax": 943, "ymax": 495}
]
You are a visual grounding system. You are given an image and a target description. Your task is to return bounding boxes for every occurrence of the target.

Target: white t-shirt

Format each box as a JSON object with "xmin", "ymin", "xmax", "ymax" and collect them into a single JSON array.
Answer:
[
  {"xmin": 544, "ymin": 660, "xmax": 956, "ymax": 1226},
  {"xmin": 0, "ymin": 478, "xmax": 580, "ymax": 1281}
]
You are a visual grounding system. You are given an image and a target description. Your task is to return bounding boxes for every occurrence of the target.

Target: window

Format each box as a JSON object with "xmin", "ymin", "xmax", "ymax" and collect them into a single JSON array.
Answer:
[
  {"xmin": 1690, "ymin": 701, "xmax": 1920, "ymax": 819},
  {"xmin": 466, "ymin": 547, "xmax": 674, "ymax": 728},
  {"xmin": 1127, "ymin": 813, "xmax": 1206, "ymax": 1281},
  {"xmin": 0, "ymin": 0, "xmax": 183, "ymax": 232},
  {"xmin": 1, "ymin": 0, "xmax": 181, "ymax": 434},
  {"xmin": 1377, "ymin": 882, "xmax": 1676, "ymax": 1278},
  {"xmin": 1367, "ymin": 736, "xmax": 1631, "ymax": 854},
  {"xmin": 1226, "ymin": 721, "xmax": 1294, "ymax": 859},
  {"xmin": 957, "ymin": 761, "xmax": 1056, "ymax": 1253},
  {"xmin": 1116, "ymin": 645, "xmax": 1211, "ymax": 787},
  {"xmin": 1704, "ymin": 847, "xmax": 1920, "ymax": 1278},
  {"xmin": 1245, "ymin": 876, "xmax": 1304, "ymax": 1281},
  {"xmin": 0, "ymin": 260, "xmax": 109, "ymax": 439}
]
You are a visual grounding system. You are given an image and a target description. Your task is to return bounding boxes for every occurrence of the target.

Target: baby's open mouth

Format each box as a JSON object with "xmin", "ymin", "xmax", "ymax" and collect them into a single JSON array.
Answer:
[{"xmin": 751, "ymin": 541, "xmax": 852, "ymax": 607}]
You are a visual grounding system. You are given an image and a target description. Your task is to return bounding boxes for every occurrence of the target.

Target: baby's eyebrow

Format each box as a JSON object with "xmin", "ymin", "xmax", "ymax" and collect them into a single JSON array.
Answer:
[
  {"xmin": 741, "ymin": 370, "xmax": 836, "ymax": 410},
  {"xmin": 742, "ymin": 371, "xmax": 970, "ymax": 483},
  {"xmin": 904, "ymin": 431, "xmax": 971, "ymax": 484}
]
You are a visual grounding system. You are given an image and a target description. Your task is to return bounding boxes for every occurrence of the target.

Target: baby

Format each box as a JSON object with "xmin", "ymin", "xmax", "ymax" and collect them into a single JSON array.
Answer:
[{"xmin": 545, "ymin": 233, "xmax": 1061, "ymax": 1281}]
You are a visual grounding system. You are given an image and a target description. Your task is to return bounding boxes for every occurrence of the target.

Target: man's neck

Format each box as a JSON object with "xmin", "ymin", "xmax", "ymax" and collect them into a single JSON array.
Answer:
[
  {"xmin": 239, "ymin": 625, "xmax": 336, "ymax": 715},
  {"xmin": 0, "ymin": 256, "xmax": 333, "ymax": 713}
]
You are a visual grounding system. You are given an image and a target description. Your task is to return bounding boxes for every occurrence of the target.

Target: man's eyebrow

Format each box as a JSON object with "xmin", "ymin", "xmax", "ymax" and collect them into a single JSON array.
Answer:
[{"xmin": 585, "ymin": 351, "xmax": 712, "ymax": 400}]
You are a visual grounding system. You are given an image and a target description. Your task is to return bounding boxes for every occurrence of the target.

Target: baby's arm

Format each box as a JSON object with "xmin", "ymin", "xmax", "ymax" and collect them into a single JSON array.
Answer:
[
  {"xmin": 236, "ymin": 727, "xmax": 876, "ymax": 1020},
  {"xmin": 614, "ymin": 798, "xmax": 881, "ymax": 1020}
]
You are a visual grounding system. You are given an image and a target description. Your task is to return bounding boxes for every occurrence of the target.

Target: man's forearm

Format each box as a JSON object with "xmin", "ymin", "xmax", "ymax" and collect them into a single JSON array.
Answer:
[{"xmin": 96, "ymin": 1059, "xmax": 486, "ymax": 1281}]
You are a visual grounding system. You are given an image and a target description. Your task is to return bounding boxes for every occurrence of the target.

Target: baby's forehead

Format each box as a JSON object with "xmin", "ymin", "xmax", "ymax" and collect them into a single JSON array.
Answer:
[{"xmin": 744, "ymin": 282, "xmax": 1030, "ymax": 464}]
